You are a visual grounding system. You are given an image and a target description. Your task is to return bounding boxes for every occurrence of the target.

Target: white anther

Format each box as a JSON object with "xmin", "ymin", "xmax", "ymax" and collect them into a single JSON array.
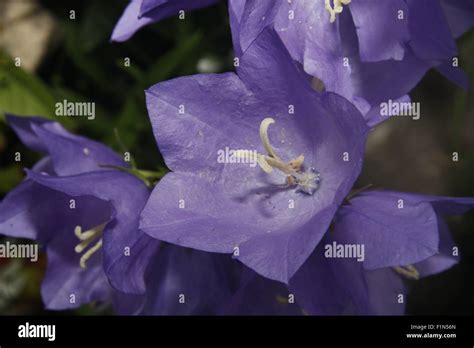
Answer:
[
  {"xmin": 289, "ymin": 154, "xmax": 305, "ymax": 171},
  {"xmin": 325, "ymin": 0, "xmax": 351, "ymax": 23}
]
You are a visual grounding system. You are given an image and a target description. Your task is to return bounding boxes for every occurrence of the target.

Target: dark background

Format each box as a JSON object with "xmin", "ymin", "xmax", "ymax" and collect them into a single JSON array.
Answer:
[{"xmin": 0, "ymin": 0, "xmax": 473, "ymax": 315}]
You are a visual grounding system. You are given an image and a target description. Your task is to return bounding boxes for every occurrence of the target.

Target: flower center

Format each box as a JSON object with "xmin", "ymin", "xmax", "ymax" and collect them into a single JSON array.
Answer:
[
  {"xmin": 325, "ymin": 0, "xmax": 351, "ymax": 23},
  {"xmin": 247, "ymin": 118, "xmax": 321, "ymax": 195},
  {"xmin": 74, "ymin": 223, "xmax": 106, "ymax": 268}
]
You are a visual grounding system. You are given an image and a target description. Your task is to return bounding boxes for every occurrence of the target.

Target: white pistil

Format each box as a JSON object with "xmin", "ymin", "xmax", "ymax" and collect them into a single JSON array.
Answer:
[
  {"xmin": 325, "ymin": 0, "xmax": 351, "ymax": 23},
  {"xmin": 254, "ymin": 118, "xmax": 321, "ymax": 195},
  {"xmin": 393, "ymin": 265, "xmax": 420, "ymax": 280},
  {"xmin": 74, "ymin": 223, "xmax": 106, "ymax": 268}
]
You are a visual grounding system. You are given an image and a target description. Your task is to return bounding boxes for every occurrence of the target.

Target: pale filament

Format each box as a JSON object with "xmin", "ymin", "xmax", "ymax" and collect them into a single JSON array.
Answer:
[
  {"xmin": 74, "ymin": 223, "xmax": 106, "ymax": 268},
  {"xmin": 393, "ymin": 265, "xmax": 420, "ymax": 280},
  {"xmin": 325, "ymin": 0, "xmax": 352, "ymax": 23},
  {"xmin": 257, "ymin": 117, "xmax": 304, "ymax": 175},
  {"xmin": 235, "ymin": 118, "xmax": 320, "ymax": 195}
]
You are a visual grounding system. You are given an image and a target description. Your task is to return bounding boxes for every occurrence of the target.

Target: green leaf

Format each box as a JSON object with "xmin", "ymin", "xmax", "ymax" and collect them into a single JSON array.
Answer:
[
  {"xmin": 0, "ymin": 165, "xmax": 23, "ymax": 194},
  {"xmin": 145, "ymin": 31, "xmax": 203, "ymax": 85},
  {"xmin": 63, "ymin": 22, "xmax": 112, "ymax": 93},
  {"xmin": 0, "ymin": 51, "xmax": 57, "ymax": 120}
]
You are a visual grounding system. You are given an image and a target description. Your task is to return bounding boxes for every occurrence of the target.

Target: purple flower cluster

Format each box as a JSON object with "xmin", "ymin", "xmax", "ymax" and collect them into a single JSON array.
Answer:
[{"xmin": 1, "ymin": 0, "xmax": 474, "ymax": 315}]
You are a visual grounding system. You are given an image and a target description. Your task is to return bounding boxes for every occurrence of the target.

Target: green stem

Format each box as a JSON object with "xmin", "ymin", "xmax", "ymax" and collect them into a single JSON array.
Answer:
[
  {"xmin": 344, "ymin": 183, "xmax": 374, "ymax": 204},
  {"xmin": 98, "ymin": 164, "xmax": 167, "ymax": 188}
]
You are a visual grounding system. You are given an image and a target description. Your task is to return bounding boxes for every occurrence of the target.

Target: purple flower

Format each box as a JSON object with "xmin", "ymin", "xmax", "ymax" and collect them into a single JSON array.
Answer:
[
  {"xmin": 138, "ymin": 245, "xmax": 235, "ymax": 314},
  {"xmin": 1, "ymin": 114, "xmax": 299, "ymax": 315},
  {"xmin": 0, "ymin": 114, "xmax": 159, "ymax": 312},
  {"xmin": 140, "ymin": 28, "xmax": 370, "ymax": 283},
  {"xmin": 290, "ymin": 190, "xmax": 474, "ymax": 315},
  {"xmin": 221, "ymin": 265, "xmax": 303, "ymax": 315},
  {"xmin": 138, "ymin": 244, "xmax": 300, "ymax": 315},
  {"xmin": 111, "ymin": 0, "xmax": 219, "ymax": 42},
  {"xmin": 140, "ymin": 25, "xmax": 474, "ymax": 318},
  {"xmin": 229, "ymin": 0, "xmax": 473, "ymax": 126}
]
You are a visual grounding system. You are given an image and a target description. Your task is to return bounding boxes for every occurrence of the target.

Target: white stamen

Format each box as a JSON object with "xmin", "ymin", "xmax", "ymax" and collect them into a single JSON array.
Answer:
[
  {"xmin": 75, "ymin": 240, "xmax": 91, "ymax": 254},
  {"xmin": 259, "ymin": 118, "xmax": 281, "ymax": 161},
  {"xmin": 254, "ymin": 118, "xmax": 321, "ymax": 195},
  {"xmin": 74, "ymin": 223, "xmax": 106, "ymax": 268},
  {"xmin": 325, "ymin": 0, "xmax": 351, "ymax": 23},
  {"xmin": 289, "ymin": 154, "xmax": 305, "ymax": 171},
  {"xmin": 79, "ymin": 239, "xmax": 103, "ymax": 269},
  {"xmin": 393, "ymin": 265, "xmax": 420, "ymax": 280},
  {"xmin": 257, "ymin": 155, "xmax": 273, "ymax": 173},
  {"xmin": 74, "ymin": 225, "xmax": 100, "ymax": 241},
  {"xmin": 83, "ymin": 147, "xmax": 90, "ymax": 155},
  {"xmin": 265, "ymin": 156, "xmax": 293, "ymax": 174}
]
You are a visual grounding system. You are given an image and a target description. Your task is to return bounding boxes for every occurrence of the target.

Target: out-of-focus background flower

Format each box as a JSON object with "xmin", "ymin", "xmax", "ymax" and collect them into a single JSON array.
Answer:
[{"xmin": 0, "ymin": 0, "xmax": 473, "ymax": 315}]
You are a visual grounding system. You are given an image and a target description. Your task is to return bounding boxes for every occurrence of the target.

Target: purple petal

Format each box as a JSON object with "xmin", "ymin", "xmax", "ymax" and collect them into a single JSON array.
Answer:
[
  {"xmin": 349, "ymin": 0, "xmax": 409, "ymax": 62},
  {"xmin": 112, "ymin": 291, "xmax": 145, "ymax": 315},
  {"xmin": 223, "ymin": 265, "xmax": 302, "ymax": 315},
  {"xmin": 237, "ymin": 0, "xmax": 282, "ymax": 54},
  {"xmin": 36, "ymin": 193, "xmax": 111, "ymax": 310},
  {"xmin": 31, "ymin": 122, "xmax": 126, "ymax": 176},
  {"xmin": 140, "ymin": 245, "xmax": 236, "ymax": 315},
  {"xmin": 111, "ymin": 0, "xmax": 157, "ymax": 42},
  {"xmin": 228, "ymin": 0, "xmax": 246, "ymax": 56},
  {"xmin": 333, "ymin": 191, "xmax": 440, "ymax": 269},
  {"xmin": 440, "ymin": 0, "xmax": 474, "ymax": 38},
  {"xmin": 139, "ymin": 0, "xmax": 167, "ymax": 17},
  {"xmin": 289, "ymin": 241, "xmax": 361, "ymax": 315},
  {"xmin": 352, "ymin": 49, "xmax": 432, "ymax": 105},
  {"xmin": 407, "ymin": 0, "xmax": 457, "ymax": 61},
  {"xmin": 0, "ymin": 180, "xmax": 92, "ymax": 243},
  {"xmin": 415, "ymin": 217, "xmax": 459, "ymax": 277},
  {"xmin": 362, "ymin": 267, "xmax": 407, "ymax": 315},
  {"xmin": 290, "ymin": 237, "xmax": 407, "ymax": 315},
  {"xmin": 275, "ymin": 1, "xmax": 354, "ymax": 100},
  {"xmin": 25, "ymin": 169, "xmax": 158, "ymax": 294},
  {"xmin": 111, "ymin": 0, "xmax": 218, "ymax": 42},
  {"xmin": 41, "ymin": 198, "xmax": 111, "ymax": 310},
  {"xmin": 143, "ymin": 29, "xmax": 368, "ymax": 282},
  {"xmin": 369, "ymin": 191, "xmax": 474, "ymax": 216},
  {"xmin": 6, "ymin": 114, "xmax": 67, "ymax": 154},
  {"xmin": 365, "ymin": 94, "xmax": 411, "ymax": 127}
]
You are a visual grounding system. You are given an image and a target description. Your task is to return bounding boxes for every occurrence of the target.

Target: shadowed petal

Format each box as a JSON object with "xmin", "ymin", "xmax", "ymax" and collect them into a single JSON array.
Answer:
[
  {"xmin": 333, "ymin": 191, "xmax": 439, "ymax": 269},
  {"xmin": 31, "ymin": 122, "xmax": 126, "ymax": 175},
  {"xmin": 25, "ymin": 169, "xmax": 159, "ymax": 294},
  {"xmin": 111, "ymin": 0, "xmax": 218, "ymax": 42},
  {"xmin": 349, "ymin": 0, "xmax": 409, "ymax": 62}
]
